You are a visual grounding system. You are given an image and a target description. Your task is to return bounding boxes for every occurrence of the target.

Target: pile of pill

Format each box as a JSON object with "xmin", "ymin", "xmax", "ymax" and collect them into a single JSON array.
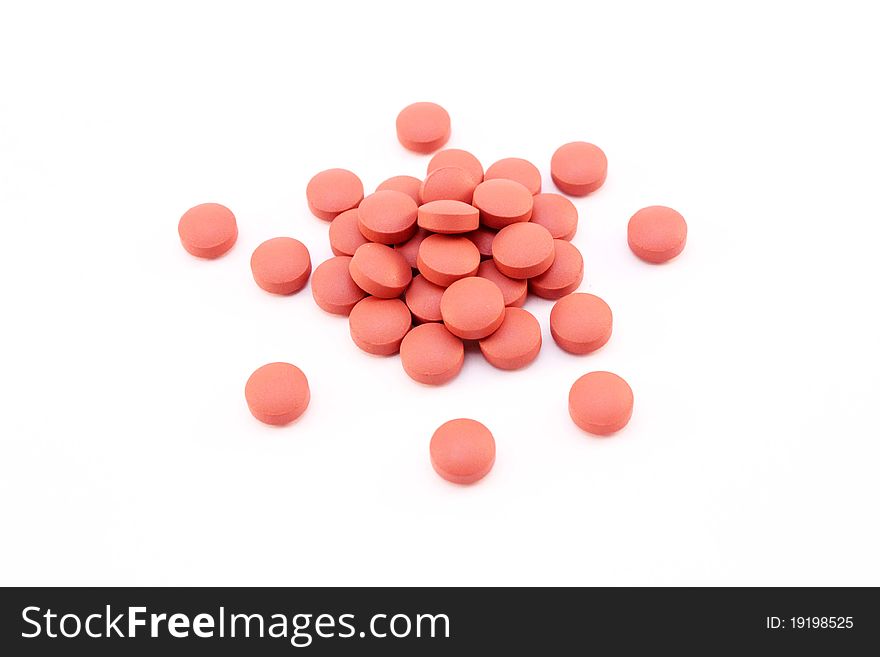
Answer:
[{"xmin": 178, "ymin": 102, "xmax": 687, "ymax": 486}]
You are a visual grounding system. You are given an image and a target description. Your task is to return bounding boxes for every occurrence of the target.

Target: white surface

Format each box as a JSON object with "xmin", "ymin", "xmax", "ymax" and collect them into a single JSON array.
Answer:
[{"xmin": 1, "ymin": 0, "xmax": 879, "ymax": 586}]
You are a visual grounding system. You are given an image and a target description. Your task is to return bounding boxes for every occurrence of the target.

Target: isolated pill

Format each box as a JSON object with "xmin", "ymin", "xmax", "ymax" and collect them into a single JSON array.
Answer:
[
  {"xmin": 306, "ymin": 168, "xmax": 364, "ymax": 220},
  {"xmin": 349, "ymin": 243, "xmax": 412, "ymax": 298},
  {"xmin": 550, "ymin": 142, "xmax": 607, "ymax": 196},
  {"xmin": 396, "ymin": 102, "xmax": 451, "ymax": 154},
  {"xmin": 417, "ymin": 235, "xmax": 481, "ymax": 287},
  {"xmin": 178, "ymin": 203, "xmax": 238, "ymax": 259},
  {"xmin": 529, "ymin": 240, "xmax": 584, "ymax": 300},
  {"xmin": 627, "ymin": 206, "xmax": 687, "ymax": 263},
  {"xmin": 417, "ymin": 200, "xmax": 480, "ymax": 234},
  {"xmin": 245, "ymin": 362, "xmax": 310, "ymax": 426},
  {"xmin": 377, "ymin": 175, "xmax": 422, "ymax": 204},
  {"xmin": 328, "ymin": 208, "xmax": 369, "ymax": 257},
  {"xmin": 440, "ymin": 276, "xmax": 506, "ymax": 340},
  {"xmin": 472, "ymin": 179, "xmax": 533, "ymax": 229},
  {"xmin": 478, "ymin": 307, "xmax": 541, "ymax": 370},
  {"xmin": 419, "ymin": 166, "xmax": 478, "ymax": 204},
  {"xmin": 250, "ymin": 237, "xmax": 312, "ymax": 295},
  {"xmin": 430, "ymin": 418, "xmax": 495, "ymax": 484},
  {"xmin": 357, "ymin": 190, "xmax": 418, "ymax": 244},
  {"xmin": 530, "ymin": 193, "xmax": 578, "ymax": 240},
  {"xmin": 484, "ymin": 157, "xmax": 542, "ymax": 195},
  {"xmin": 476, "ymin": 259, "xmax": 527, "ymax": 307},
  {"xmin": 400, "ymin": 323, "xmax": 464, "ymax": 385},
  {"xmin": 568, "ymin": 371, "xmax": 633, "ymax": 435},
  {"xmin": 550, "ymin": 293, "xmax": 612, "ymax": 354},
  {"xmin": 311, "ymin": 256, "xmax": 367, "ymax": 315},
  {"xmin": 395, "ymin": 229, "xmax": 430, "ymax": 270},
  {"xmin": 428, "ymin": 149, "xmax": 483, "ymax": 185},
  {"xmin": 405, "ymin": 274, "xmax": 445, "ymax": 323},
  {"xmin": 348, "ymin": 297, "xmax": 412, "ymax": 356},
  {"xmin": 464, "ymin": 226, "xmax": 497, "ymax": 259},
  {"xmin": 491, "ymin": 222, "xmax": 555, "ymax": 279}
]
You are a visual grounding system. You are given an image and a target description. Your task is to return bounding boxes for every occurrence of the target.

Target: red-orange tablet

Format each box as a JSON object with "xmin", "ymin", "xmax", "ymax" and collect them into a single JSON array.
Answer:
[
  {"xmin": 400, "ymin": 323, "xmax": 464, "ymax": 385},
  {"xmin": 440, "ymin": 276, "xmax": 506, "ymax": 340},
  {"xmin": 491, "ymin": 222, "xmax": 555, "ymax": 279},
  {"xmin": 627, "ymin": 206, "xmax": 688, "ymax": 263},
  {"xmin": 478, "ymin": 307, "xmax": 541, "ymax": 370},
  {"xmin": 569, "ymin": 371, "xmax": 633, "ymax": 435},
  {"xmin": 245, "ymin": 362, "xmax": 310, "ymax": 426},
  {"xmin": 394, "ymin": 229, "xmax": 429, "ymax": 270},
  {"xmin": 419, "ymin": 166, "xmax": 477, "ymax": 204},
  {"xmin": 550, "ymin": 142, "xmax": 607, "ymax": 196},
  {"xmin": 529, "ymin": 239, "xmax": 583, "ymax": 300},
  {"xmin": 405, "ymin": 274, "xmax": 445, "ymax": 323},
  {"xmin": 484, "ymin": 157, "xmax": 542, "ymax": 195},
  {"xmin": 476, "ymin": 259, "xmax": 527, "ymax": 307},
  {"xmin": 418, "ymin": 200, "xmax": 480, "ymax": 234},
  {"xmin": 250, "ymin": 237, "xmax": 312, "ymax": 295},
  {"xmin": 430, "ymin": 418, "xmax": 495, "ymax": 484},
  {"xmin": 311, "ymin": 256, "xmax": 367, "ymax": 315},
  {"xmin": 306, "ymin": 168, "xmax": 364, "ymax": 220},
  {"xmin": 471, "ymin": 179, "xmax": 534, "ymax": 229},
  {"xmin": 348, "ymin": 297, "xmax": 412, "ymax": 356},
  {"xmin": 178, "ymin": 203, "xmax": 238, "ymax": 259},
  {"xmin": 377, "ymin": 175, "xmax": 422, "ymax": 204},
  {"xmin": 417, "ymin": 235, "xmax": 480, "ymax": 287},
  {"xmin": 464, "ymin": 226, "xmax": 497, "ymax": 260},
  {"xmin": 427, "ymin": 149, "xmax": 483, "ymax": 185},
  {"xmin": 349, "ymin": 243, "xmax": 412, "ymax": 298},
  {"xmin": 550, "ymin": 293, "xmax": 612, "ymax": 354},
  {"xmin": 530, "ymin": 193, "xmax": 578, "ymax": 240},
  {"xmin": 357, "ymin": 190, "xmax": 418, "ymax": 244},
  {"xmin": 396, "ymin": 102, "xmax": 451, "ymax": 153},
  {"xmin": 329, "ymin": 208, "xmax": 369, "ymax": 257}
]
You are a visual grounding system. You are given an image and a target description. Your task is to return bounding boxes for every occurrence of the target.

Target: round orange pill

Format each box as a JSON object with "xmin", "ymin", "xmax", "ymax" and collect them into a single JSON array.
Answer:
[
  {"xmin": 396, "ymin": 102, "xmax": 450, "ymax": 154},
  {"xmin": 306, "ymin": 168, "xmax": 364, "ymax": 220},
  {"xmin": 405, "ymin": 273, "xmax": 445, "ymax": 323},
  {"xmin": 178, "ymin": 203, "xmax": 238, "ymax": 259},
  {"xmin": 476, "ymin": 259, "xmax": 527, "ymax": 307},
  {"xmin": 417, "ymin": 235, "xmax": 480, "ymax": 287},
  {"xmin": 394, "ymin": 228, "xmax": 429, "ymax": 270},
  {"xmin": 464, "ymin": 226, "xmax": 497, "ymax": 259},
  {"xmin": 428, "ymin": 149, "xmax": 483, "ymax": 185},
  {"xmin": 348, "ymin": 297, "xmax": 412, "ymax": 356},
  {"xmin": 357, "ymin": 190, "xmax": 418, "ymax": 244},
  {"xmin": 400, "ymin": 323, "xmax": 464, "ymax": 385},
  {"xmin": 440, "ymin": 276, "xmax": 506, "ymax": 340},
  {"xmin": 530, "ymin": 193, "xmax": 578, "ymax": 240},
  {"xmin": 329, "ymin": 208, "xmax": 368, "ymax": 257},
  {"xmin": 491, "ymin": 222, "xmax": 555, "ymax": 279},
  {"xmin": 245, "ymin": 362, "xmax": 310, "ymax": 426},
  {"xmin": 419, "ymin": 166, "xmax": 477, "ymax": 204},
  {"xmin": 471, "ymin": 179, "xmax": 534, "ymax": 230},
  {"xmin": 569, "ymin": 371, "xmax": 633, "ymax": 435},
  {"xmin": 250, "ymin": 237, "xmax": 312, "ymax": 295},
  {"xmin": 529, "ymin": 239, "xmax": 584, "ymax": 300},
  {"xmin": 484, "ymin": 157, "xmax": 542, "ymax": 195},
  {"xmin": 550, "ymin": 142, "xmax": 607, "ymax": 196},
  {"xmin": 627, "ymin": 206, "xmax": 687, "ymax": 263},
  {"xmin": 430, "ymin": 418, "xmax": 495, "ymax": 485},
  {"xmin": 376, "ymin": 175, "xmax": 422, "ymax": 204},
  {"xmin": 349, "ymin": 243, "xmax": 412, "ymax": 298},
  {"xmin": 550, "ymin": 293, "xmax": 612, "ymax": 354},
  {"xmin": 478, "ymin": 307, "xmax": 541, "ymax": 370},
  {"xmin": 311, "ymin": 256, "xmax": 367, "ymax": 315},
  {"xmin": 417, "ymin": 200, "xmax": 480, "ymax": 234}
]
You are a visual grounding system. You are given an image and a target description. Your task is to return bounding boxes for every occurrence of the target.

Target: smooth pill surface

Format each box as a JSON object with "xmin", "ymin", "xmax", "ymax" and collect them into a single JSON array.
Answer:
[
  {"xmin": 311, "ymin": 256, "xmax": 367, "ymax": 315},
  {"xmin": 569, "ymin": 371, "xmax": 633, "ymax": 435},
  {"xmin": 178, "ymin": 203, "xmax": 238, "ymax": 259},
  {"xmin": 550, "ymin": 142, "xmax": 607, "ymax": 196},
  {"xmin": 250, "ymin": 237, "xmax": 312, "ymax": 295},
  {"xmin": 329, "ymin": 208, "xmax": 369, "ymax": 257},
  {"xmin": 478, "ymin": 307, "xmax": 541, "ymax": 370},
  {"xmin": 627, "ymin": 206, "xmax": 688, "ymax": 263},
  {"xmin": 394, "ymin": 229, "xmax": 429, "ymax": 270},
  {"xmin": 400, "ymin": 323, "xmax": 465, "ymax": 385},
  {"xmin": 417, "ymin": 235, "xmax": 480, "ymax": 287},
  {"xmin": 245, "ymin": 362, "xmax": 310, "ymax": 426},
  {"xmin": 396, "ymin": 102, "xmax": 451, "ymax": 153},
  {"xmin": 476, "ymin": 259, "xmax": 527, "ymax": 307},
  {"xmin": 530, "ymin": 193, "xmax": 579, "ymax": 240},
  {"xmin": 430, "ymin": 418, "xmax": 495, "ymax": 484},
  {"xmin": 529, "ymin": 239, "xmax": 584, "ymax": 300},
  {"xmin": 419, "ymin": 166, "xmax": 477, "ymax": 204},
  {"xmin": 440, "ymin": 277, "xmax": 506, "ymax": 340},
  {"xmin": 418, "ymin": 200, "xmax": 480, "ymax": 234},
  {"xmin": 350, "ymin": 243, "xmax": 412, "ymax": 298},
  {"xmin": 484, "ymin": 157, "xmax": 542, "ymax": 195},
  {"xmin": 376, "ymin": 175, "xmax": 422, "ymax": 204},
  {"xmin": 550, "ymin": 293, "xmax": 612, "ymax": 354},
  {"xmin": 405, "ymin": 274, "xmax": 445, "ymax": 323},
  {"xmin": 306, "ymin": 168, "xmax": 364, "ymax": 220},
  {"xmin": 491, "ymin": 222, "xmax": 555, "ymax": 279},
  {"xmin": 357, "ymin": 190, "xmax": 418, "ymax": 244},
  {"xmin": 348, "ymin": 297, "xmax": 412, "ymax": 356},
  {"xmin": 428, "ymin": 149, "xmax": 483, "ymax": 185},
  {"xmin": 464, "ymin": 227, "xmax": 497, "ymax": 259},
  {"xmin": 472, "ymin": 179, "xmax": 534, "ymax": 229}
]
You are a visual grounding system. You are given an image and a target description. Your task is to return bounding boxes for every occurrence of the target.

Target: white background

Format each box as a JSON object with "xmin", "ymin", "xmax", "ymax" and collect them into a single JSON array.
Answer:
[{"xmin": 1, "ymin": 0, "xmax": 878, "ymax": 586}]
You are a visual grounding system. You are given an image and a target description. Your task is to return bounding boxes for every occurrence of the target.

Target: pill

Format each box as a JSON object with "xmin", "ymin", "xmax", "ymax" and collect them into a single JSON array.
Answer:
[
  {"xmin": 349, "ymin": 243, "xmax": 412, "ymax": 298},
  {"xmin": 429, "ymin": 418, "xmax": 495, "ymax": 484},
  {"xmin": 484, "ymin": 157, "xmax": 542, "ymax": 195},
  {"xmin": 440, "ymin": 276, "xmax": 506, "ymax": 340},
  {"xmin": 471, "ymin": 179, "xmax": 533, "ymax": 229},
  {"xmin": 250, "ymin": 237, "xmax": 312, "ymax": 295},
  {"xmin": 491, "ymin": 222, "xmax": 555, "ymax": 279},
  {"xmin": 417, "ymin": 199, "xmax": 480, "ymax": 234},
  {"xmin": 627, "ymin": 206, "xmax": 687, "ymax": 263},
  {"xmin": 550, "ymin": 142, "xmax": 607, "ymax": 196},
  {"xmin": 328, "ymin": 208, "xmax": 369, "ymax": 257},
  {"xmin": 464, "ymin": 226, "xmax": 497, "ymax": 260},
  {"xmin": 405, "ymin": 273, "xmax": 445, "ymax": 323},
  {"xmin": 549, "ymin": 293, "xmax": 612, "ymax": 354},
  {"xmin": 311, "ymin": 256, "xmax": 368, "ymax": 315},
  {"xmin": 348, "ymin": 297, "xmax": 412, "ymax": 356},
  {"xmin": 394, "ymin": 228, "xmax": 429, "ymax": 269},
  {"xmin": 400, "ymin": 323, "xmax": 465, "ymax": 385},
  {"xmin": 306, "ymin": 168, "xmax": 364, "ymax": 220},
  {"xmin": 396, "ymin": 102, "xmax": 451, "ymax": 154},
  {"xmin": 427, "ymin": 148, "xmax": 483, "ymax": 185},
  {"xmin": 357, "ymin": 190, "xmax": 418, "ymax": 244},
  {"xmin": 530, "ymin": 193, "xmax": 578, "ymax": 240},
  {"xmin": 178, "ymin": 203, "xmax": 238, "ymax": 259},
  {"xmin": 478, "ymin": 307, "xmax": 541, "ymax": 370},
  {"xmin": 568, "ymin": 371, "xmax": 633, "ymax": 435},
  {"xmin": 475, "ymin": 259, "xmax": 527, "ymax": 307},
  {"xmin": 419, "ymin": 166, "xmax": 478, "ymax": 204},
  {"xmin": 529, "ymin": 239, "xmax": 584, "ymax": 300},
  {"xmin": 245, "ymin": 362, "xmax": 310, "ymax": 426},
  {"xmin": 376, "ymin": 175, "xmax": 422, "ymax": 204},
  {"xmin": 417, "ymin": 234, "xmax": 481, "ymax": 287}
]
